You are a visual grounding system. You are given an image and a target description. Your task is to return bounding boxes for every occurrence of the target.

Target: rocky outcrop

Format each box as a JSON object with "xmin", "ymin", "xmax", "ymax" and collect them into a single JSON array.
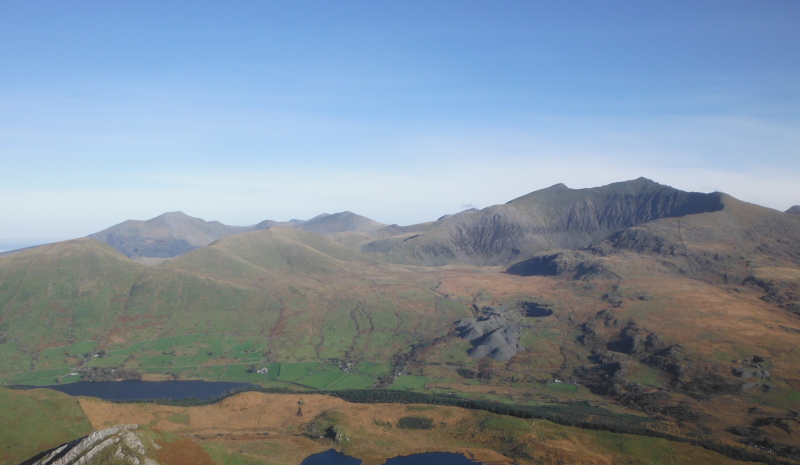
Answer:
[
  {"xmin": 454, "ymin": 312, "xmax": 525, "ymax": 361},
  {"xmin": 644, "ymin": 345, "xmax": 689, "ymax": 378},
  {"xmin": 605, "ymin": 322, "xmax": 663, "ymax": 356},
  {"xmin": 732, "ymin": 367, "xmax": 771, "ymax": 379},
  {"xmin": 455, "ymin": 315, "xmax": 507, "ymax": 340},
  {"xmin": 29, "ymin": 425, "xmax": 160, "ymax": 465},
  {"xmin": 467, "ymin": 325, "xmax": 525, "ymax": 360}
]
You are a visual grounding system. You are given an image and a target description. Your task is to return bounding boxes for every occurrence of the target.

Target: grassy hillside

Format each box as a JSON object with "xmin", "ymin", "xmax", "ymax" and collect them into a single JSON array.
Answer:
[
  {"xmin": 0, "ymin": 229, "xmax": 473, "ymax": 385},
  {"xmin": 0, "ymin": 239, "xmax": 144, "ymax": 381},
  {"xmin": 3, "ymin": 186, "xmax": 800, "ymax": 461},
  {"xmin": 0, "ymin": 387, "xmax": 93, "ymax": 465}
]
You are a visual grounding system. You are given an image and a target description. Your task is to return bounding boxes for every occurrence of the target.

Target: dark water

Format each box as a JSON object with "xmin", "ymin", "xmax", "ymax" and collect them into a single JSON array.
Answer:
[
  {"xmin": 21, "ymin": 380, "xmax": 255, "ymax": 401},
  {"xmin": 301, "ymin": 450, "xmax": 481, "ymax": 465},
  {"xmin": 301, "ymin": 449, "xmax": 362, "ymax": 465},
  {"xmin": 384, "ymin": 452, "xmax": 481, "ymax": 465}
]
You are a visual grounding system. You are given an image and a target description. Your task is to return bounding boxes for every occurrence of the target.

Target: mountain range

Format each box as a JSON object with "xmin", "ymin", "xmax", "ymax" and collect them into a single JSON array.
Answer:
[
  {"xmin": 81, "ymin": 178, "xmax": 734, "ymax": 265},
  {"xmin": 86, "ymin": 210, "xmax": 389, "ymax": 264},
  {"xmin": 3, "ymin": 177, "xmax": 800, "ymax": 464}
]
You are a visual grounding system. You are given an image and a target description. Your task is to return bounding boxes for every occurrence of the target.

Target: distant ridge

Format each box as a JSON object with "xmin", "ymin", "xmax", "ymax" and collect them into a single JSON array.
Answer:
[
  {"xmin": 362, "ymin": 178, "xmax": 724, "ymax": 266},
  {"xmin": 90, "ymin": 210, "xmax": 388, "ymax": 260},
  {"xmin": 787, "ymin": 205, "xmax": 800, "ymax": 214},
  {"xmin": 88, "ymin": 211, "xmax": 254, "ymax": 259},
  {"xmin": 81, "ymin": 178, "xmax": 790, "ymax": 265},
  {"xmin": 299, "ymin": 211, "xmax": 386, "ymax": 235}
]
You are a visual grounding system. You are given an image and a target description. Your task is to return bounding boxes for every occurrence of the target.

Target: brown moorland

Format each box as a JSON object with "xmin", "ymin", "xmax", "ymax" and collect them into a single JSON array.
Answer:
[{"xmin": 77, "ymin": 392, "xmax": 756, "ymax": 465}]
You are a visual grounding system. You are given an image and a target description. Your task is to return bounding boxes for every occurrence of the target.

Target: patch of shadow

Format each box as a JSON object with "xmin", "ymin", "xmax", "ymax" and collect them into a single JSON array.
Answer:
[
  {"xmin": 518, "ymin": 301, "xmax": 553, "ymax": 317},
  {"xmin": 506, "ymin": 255, "xmax": 559, "ymax": 276},
  {"xmin": 506, "ymin": 251, "xmax": 608, "ymax": 279}
]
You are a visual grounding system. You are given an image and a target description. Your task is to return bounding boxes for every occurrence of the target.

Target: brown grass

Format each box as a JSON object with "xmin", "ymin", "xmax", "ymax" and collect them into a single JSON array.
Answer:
[
  {"xmin": 77, "ymin": 392, "xmax": 751, "ymax": 465},
  {"xmin": 155, "ymin": 437, "xmax": 216, "ymax": 465}
]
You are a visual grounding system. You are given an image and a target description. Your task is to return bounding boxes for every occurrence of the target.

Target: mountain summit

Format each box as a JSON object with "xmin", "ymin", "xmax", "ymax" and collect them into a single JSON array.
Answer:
[
  {"xmin": 88, "ymin": 211, "xmax": 253, "ymax": 259},
  {"xmin": 363, "ymin": 178, "xmax": 724, "ymax": 265}
]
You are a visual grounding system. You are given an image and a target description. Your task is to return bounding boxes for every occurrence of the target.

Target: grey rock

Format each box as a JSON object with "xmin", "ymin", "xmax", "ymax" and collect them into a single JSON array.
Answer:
[
  {"xmin": 455, "ymin": 314, "xmax": 525, "ymax": 361},
  {"xmin": 32, "ymin": 424, "xmax": 152, "ymax": 465},
  {"xmin": 732, "ymin": 367, "xmax": 770, "ymax": 379},
  {"xmin": 455, "ymin": 315, "xmax": 507, "ymax": 340},
  {"xmin": 740, "ymin": 383, "xmax": 758, "ymax": 393}
]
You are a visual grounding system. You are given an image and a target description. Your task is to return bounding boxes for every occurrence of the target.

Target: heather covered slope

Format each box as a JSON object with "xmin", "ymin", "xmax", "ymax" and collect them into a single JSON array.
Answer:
[{"xmin": 365, "ymin": 178, "xmax": 724, "ymax": 266}]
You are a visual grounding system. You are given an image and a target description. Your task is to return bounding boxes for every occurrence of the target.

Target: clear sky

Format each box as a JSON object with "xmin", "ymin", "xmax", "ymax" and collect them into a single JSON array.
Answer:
[{"xmin": 1, "ymin": 1, "xmax": 799, "ymax": 250}]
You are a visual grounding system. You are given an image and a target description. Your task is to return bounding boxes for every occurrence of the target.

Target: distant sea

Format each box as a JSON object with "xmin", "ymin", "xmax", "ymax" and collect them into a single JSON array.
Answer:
[{"xmin": 0, "ymin": 241, "xmax": 52, "ymax": 253}]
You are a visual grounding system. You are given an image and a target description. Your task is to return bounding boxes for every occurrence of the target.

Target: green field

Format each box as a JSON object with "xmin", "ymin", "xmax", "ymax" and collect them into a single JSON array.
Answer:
[
  {"xmin": 219, "ymin": 364, "xmax": 272, "ymax": 382},
  {"xmin": 276, "ymin": 362, "xmax": 321, "ymax": 382},
  {"xmin": 295, "ymin": 369, "xmax": 348, "ymax": 389},
  {"xmin": 389, "ymin": 375, "xmax": 430, "ymax": 390},
  {"xmin": 353, "ymin": 361, "xmax": 392, "ymax": 377},
  {"xmin": 326, "ymin": 373, "xmax": 374, "ymax": 390}
]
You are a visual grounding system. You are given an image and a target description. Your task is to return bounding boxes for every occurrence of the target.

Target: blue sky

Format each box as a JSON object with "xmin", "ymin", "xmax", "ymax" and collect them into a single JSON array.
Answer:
[{"xmin": 1, "ymin": 1, "xmax": 799, "ymax": 250}]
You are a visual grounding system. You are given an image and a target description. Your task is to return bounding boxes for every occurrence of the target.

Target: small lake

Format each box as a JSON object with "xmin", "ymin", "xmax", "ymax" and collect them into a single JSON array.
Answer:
[
  {"xmin": 19, "ymin": 380, "xmax": 255, "ymax": 401},
  {"xmin": 301, "ymin": 450, "xmax": 482, "ymax": 465}
]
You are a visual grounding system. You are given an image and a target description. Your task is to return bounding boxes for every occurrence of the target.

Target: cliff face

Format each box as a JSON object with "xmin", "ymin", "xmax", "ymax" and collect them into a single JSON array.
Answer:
[
  {"xmin": 371, "ymin": 178, "xmax": 724, "ymax": 265},
  {"xmin": 507, "ymin": 193, "xmax": 800, "ymax": 314},
  {"xmin": 27, "ymin": 425, "xmax": 160, "ymax": 465}
]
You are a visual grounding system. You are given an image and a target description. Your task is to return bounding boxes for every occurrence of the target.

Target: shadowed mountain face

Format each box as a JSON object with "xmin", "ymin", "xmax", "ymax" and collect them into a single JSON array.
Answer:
[
  {"xmin": 787, "ymin": 205, "xmax": 800, "ymax": 214},
  {"xmin": 87, "ymin": 178, "xmax": 731, "ymax": 265},
  {"xmin": 89, "ymin": 212, "xmax": 254, "ymax": 258},
  {"xmin": 365, "ymin": 178, "xmax": 724, "ymax": 266},
  {"xmin": 508, "ymin": 194, "xmax": 800, "ymax": 313}
]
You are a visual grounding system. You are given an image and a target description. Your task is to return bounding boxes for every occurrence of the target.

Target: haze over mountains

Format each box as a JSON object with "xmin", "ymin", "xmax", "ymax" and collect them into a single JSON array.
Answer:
[
  {"xmin": 87, "ymin": 210, "xmax": 388, "ymax": 263},
  {"xmin": 83, "ymin": 177, "xmax": 789, "ymax": 268},
  {"xmin": 5, "ymin": 177, "xmax": 800, "ymax": 464}
]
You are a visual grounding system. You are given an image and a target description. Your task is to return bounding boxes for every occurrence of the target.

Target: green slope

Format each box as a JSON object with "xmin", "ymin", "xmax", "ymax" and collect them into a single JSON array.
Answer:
[
  {"xmin": 0, "ymin": 239, "xmax": 144, "ymax": 377},
  {"xmin": 0, "ymin": 387, "xmax": 93, "ymax": 465},
  {"xmin": 0, "ymin": 230, "xmax": 471, "ymax": 383}
]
